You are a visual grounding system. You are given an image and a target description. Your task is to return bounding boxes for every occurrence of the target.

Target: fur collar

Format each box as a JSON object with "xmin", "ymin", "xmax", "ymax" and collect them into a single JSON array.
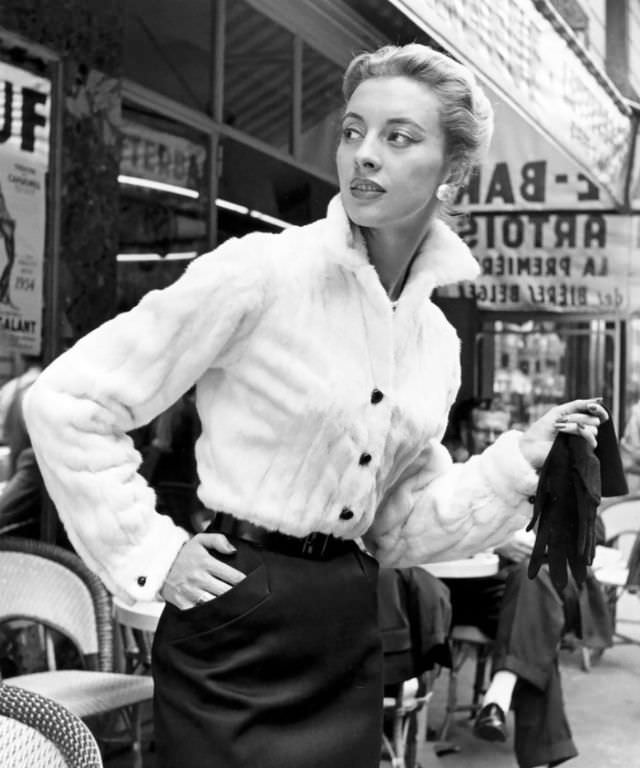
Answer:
[{"xmin": 322, "ymin": 194, "xmax": 480, "ymax": 291}]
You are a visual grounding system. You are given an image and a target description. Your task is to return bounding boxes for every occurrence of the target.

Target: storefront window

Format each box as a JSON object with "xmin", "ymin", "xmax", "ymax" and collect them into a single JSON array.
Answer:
[
  {"xmin": 224, "ymin": 0, "xmax": 293, "ymax": 151},
  {"xmin": 624, "ymin": 318, "xmax": 640, "ymax": 432},
  {"xmin": 217, "ymin": 136, "xmax": 335, "ymax": 240},
  {"xmin": 117, "ymin": 103, "xmax": 209, "ymax": 312},
  {"xmin": 124, "ymin": 0, "xmax": 212, "ymax": 113},
  {"xmin": 477, "ymin": 318, "xmax": 619, "ymax": 430},
  {"xmin": 301, "ymin": 43, "xmax": 343, "ymax": 176}
]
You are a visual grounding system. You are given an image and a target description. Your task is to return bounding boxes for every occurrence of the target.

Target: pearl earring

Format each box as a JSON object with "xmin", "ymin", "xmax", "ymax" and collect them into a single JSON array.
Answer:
[{"xmin": 436, "ymin": 184, "xmax": 453, "ymax": 203}]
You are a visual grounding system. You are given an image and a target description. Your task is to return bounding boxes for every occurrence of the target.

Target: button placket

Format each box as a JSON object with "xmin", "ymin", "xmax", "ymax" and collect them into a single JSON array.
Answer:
[{"xmin": 354, "ymin": 266, "xmax": 394, "ymax": 408}]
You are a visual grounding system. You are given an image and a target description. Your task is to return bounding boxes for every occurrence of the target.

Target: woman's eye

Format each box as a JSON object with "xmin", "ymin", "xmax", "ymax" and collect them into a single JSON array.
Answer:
[
  {"xmin": 341, "ymin": 125, "xmax": 362, "ymax": 141},
  {"xmin": 388, "ymin": 130, "xmax": 414, "ymax": 146}
]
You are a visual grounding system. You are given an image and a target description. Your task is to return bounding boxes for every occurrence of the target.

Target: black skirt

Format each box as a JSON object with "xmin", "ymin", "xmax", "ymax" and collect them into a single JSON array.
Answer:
[{"xmin": 152, "ymin": 535, "xmax": 383, "ymax": 768}]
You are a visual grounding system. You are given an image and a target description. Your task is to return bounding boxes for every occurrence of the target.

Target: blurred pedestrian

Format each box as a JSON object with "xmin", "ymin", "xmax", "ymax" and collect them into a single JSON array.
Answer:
[{"xmin": 23, "ymin": 44, "xmax": 607, "ymax": 768}]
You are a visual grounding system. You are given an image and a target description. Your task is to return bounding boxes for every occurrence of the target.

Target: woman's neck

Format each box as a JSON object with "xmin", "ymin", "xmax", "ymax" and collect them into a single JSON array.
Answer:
[{"xmin": 362, "ymin": 209, "xmax": 437, "ymax": 301}]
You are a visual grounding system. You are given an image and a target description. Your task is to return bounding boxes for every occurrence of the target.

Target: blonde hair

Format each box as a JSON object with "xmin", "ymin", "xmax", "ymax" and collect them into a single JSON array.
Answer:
[{"xmin": 343, "ymin": 44, "xmax": 494, "ymax": 186}]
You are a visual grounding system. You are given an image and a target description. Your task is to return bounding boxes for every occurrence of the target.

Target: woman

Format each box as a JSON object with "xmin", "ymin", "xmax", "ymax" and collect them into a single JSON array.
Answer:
[{"xmin": 24, "ymin": 45, "xmax": 606, "ymax": 768}]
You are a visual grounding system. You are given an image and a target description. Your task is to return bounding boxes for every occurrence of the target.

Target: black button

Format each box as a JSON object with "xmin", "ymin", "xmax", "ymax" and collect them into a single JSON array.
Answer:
[
  {"xmin": 370, "ymin": 388, "xmax": 384, "ymax": 404},
  {"xmin": 528, "ymin": 496, "xmax": 536, "ymax": 504},
  {"xmin": 359, "ymin": 452, "xmax": 372, "ymax": 466},
  {"xmin": 340, "ymin": 507, "xmax": 354, "ymax": 521},
  {"xmin": 137, "ymin": 576, "xmax": 147, "ymax": 587}
]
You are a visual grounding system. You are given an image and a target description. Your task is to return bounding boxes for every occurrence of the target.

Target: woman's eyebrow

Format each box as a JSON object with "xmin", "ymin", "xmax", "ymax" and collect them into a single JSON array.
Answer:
[
  {"xmin": 387, "ymin": 117, "xmax": 425, "ymax": 131},
  {"xmin": 342, "ymin": 111, "xmax": 425, "ymax": 130}
]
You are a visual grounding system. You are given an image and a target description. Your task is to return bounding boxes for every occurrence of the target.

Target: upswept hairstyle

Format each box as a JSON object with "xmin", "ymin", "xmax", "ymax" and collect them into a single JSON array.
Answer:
[{"xmin": 342, "ymin": 44, "xmax": 494, "ymax": 187}]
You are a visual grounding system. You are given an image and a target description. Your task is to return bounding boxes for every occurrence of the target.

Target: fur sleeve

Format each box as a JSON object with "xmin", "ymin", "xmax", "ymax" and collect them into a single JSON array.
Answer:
[
  {"xmin": 369, "ymin": 430, "xmax": 539, "ymax": 567},
  {"xmin": 23, "ymin": 235, "xmax": 270, "ymax": 602}
]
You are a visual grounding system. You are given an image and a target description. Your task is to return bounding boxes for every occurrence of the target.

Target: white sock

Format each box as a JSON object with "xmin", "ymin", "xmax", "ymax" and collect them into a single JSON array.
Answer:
[{"xmin": 482, "ymin": 670, "xmax": 517, "ymax": 714}]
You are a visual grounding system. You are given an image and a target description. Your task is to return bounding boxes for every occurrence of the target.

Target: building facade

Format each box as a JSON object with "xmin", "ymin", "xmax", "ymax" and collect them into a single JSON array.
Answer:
[{"xmin": 0, "ymin": 0, "xmax": 638, "ymax": 436}]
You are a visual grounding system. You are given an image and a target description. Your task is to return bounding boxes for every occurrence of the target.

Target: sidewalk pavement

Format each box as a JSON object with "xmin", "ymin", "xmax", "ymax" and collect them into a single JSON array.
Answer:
[{"xmin": 416, "ymin": 594, "xmax": 640, "ymax": 768}]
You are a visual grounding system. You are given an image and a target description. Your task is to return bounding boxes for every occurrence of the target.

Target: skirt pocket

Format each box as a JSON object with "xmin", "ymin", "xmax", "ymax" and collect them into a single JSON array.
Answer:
[{"xmin": 161, "ymin": 542, "xmax": 271, "ymax": 645}]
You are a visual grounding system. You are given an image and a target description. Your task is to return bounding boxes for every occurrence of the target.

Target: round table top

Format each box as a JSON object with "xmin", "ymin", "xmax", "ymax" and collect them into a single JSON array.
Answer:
[{"xmin": 421, "ymin": 552, "xmax": 500, "ymax": 579}]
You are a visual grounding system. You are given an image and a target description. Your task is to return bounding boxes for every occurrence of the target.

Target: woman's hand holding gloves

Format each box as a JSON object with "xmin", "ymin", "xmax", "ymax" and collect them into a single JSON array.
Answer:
[
  {"xmin": 160, "ymin": 532, "xmax": 244, "ymax": 610},
  {"xmin": 519, "ymin": 397, "xmax": 608, "ymax": 470}
]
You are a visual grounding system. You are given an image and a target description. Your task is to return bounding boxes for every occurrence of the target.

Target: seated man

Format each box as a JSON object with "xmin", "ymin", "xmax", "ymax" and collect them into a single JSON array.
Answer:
[{"xmin": 442, "ymin": 398, "xmax": 612, "ymax": 768}]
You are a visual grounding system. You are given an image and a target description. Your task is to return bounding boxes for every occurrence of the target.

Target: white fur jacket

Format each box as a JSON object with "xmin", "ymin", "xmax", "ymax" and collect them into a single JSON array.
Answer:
[{"xmin": 24, "ymin": 195, "xmax": 538, "ymax": 602}]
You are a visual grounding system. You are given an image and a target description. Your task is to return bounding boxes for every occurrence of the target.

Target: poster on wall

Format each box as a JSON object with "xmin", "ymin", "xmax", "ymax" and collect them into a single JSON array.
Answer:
[{"xmin": 0, "ymin": 60, "xmax": 50, "ymax": 354}]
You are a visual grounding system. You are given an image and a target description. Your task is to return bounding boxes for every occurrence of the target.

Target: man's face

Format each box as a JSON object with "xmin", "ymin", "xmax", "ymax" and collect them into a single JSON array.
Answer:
[{"xmin": 469, "ymin": 409, "xmax": 510, "ymax": 453}]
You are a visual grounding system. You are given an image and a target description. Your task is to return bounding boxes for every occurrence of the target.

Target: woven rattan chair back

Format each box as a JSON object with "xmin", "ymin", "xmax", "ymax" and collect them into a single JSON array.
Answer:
[
  {"xmin": 0, "ymin": 537, "xmax": 114, "ymax": 672},
  {"xmin": 0, "ymin": 683, "xmax": 103, "ymax": 767},
  {"xmin": 601, "ymin": 495, "xmax": 640, "ymax": 563}
]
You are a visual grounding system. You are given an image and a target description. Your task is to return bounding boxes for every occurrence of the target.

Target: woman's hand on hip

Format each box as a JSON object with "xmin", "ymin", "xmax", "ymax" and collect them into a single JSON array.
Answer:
[
  {"xmin": 160, "ymin": 533, "xmax": 245, "ymax": 610},
  {"xmin": 519, "ymin": 397, "xmax": 608, "ymax": 470}
]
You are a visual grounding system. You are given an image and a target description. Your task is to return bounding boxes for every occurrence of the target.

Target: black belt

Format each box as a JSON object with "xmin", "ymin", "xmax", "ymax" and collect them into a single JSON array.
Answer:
[{"xmin": 208, "ymin": 510, "xmax": 354, "ymax": 561}]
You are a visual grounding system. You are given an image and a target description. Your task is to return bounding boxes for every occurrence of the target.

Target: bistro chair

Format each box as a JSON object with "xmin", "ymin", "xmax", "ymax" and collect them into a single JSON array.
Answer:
[
  {"xmin": 382, "ymin": 676, "xmax": 432, "ymax": 768},
  {"xmin": 0, "ymin": 682, "xmax": 103, "ymax": 767},
  {"xmin": 596, "ymin": 494, "xmax": 640, "ymax": 648},
  {"xmin": 379, "ymin": 566, "xmax": 451, "ymax": 768},
  {"xmin": 436, "ymin": 624, "xmax": 493, "ymax": 743},
  {"xmin": 0, "ymin": 536, "xmax": 153, "ymax": 767}
]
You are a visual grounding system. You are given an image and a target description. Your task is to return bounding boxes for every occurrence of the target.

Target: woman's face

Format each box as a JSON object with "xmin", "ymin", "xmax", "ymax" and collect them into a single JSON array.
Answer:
[{"xmin": 336, "ymin": 75, "xmax": 449, "ymax": 230}]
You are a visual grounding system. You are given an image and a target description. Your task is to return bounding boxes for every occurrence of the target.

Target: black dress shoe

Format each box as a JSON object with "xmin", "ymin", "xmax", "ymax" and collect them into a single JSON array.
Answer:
[{"xmin": 473, "ymin": 703, "xmax": 507, "ymax": 742}]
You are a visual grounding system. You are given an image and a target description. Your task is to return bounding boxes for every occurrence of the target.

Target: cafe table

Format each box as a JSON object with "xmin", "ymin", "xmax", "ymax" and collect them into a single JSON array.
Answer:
[{"xmin": 421, "ymin": 551, "xmax": 500, "ymax": 579}]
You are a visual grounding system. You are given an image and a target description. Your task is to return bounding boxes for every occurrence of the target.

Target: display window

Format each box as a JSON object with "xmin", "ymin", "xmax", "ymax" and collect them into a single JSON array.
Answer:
[
  {"xmin": 224, "ymin": 0, "xmax": 293, "ymax": 152},
  {"xmin": 117, "ymin": 102, "xmax": 210, "ymax": 312},
  {"xmin": 217, "ymin": 135, "xmax": 335, "ymax": 240},
  {"xmin": 124, "ymin": 0, "xmax": 212, "ymax": 114},
  {"xmin": 476, "ymin": 317, "xmax": 621, "ymax": 431},
  {"xmin": 301, "ymin": 43, "xmax": 343, "ymax": 176},
  {"xmin": 624, "ymin": 318, "xmax": 640, "ymax": 433}
]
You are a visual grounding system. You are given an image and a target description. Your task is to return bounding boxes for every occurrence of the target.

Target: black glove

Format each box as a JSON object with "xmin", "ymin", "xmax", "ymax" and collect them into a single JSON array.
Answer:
[{"xmin": 527, "ymin": 411, "xmax": 627, "ymax": 592}]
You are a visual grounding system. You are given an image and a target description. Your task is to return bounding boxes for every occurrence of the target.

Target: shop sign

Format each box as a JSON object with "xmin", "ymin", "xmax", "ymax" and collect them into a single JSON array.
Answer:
[
  {"xmin": 120, "ymin": 120, "xmax": 206, "ymax": 193},
  {"xmin": 0, "ymin": 61, "xmax": 50, "ymax": 354},
  {"xmin": 433, "ymin": 86, "xmax": 632, "ymax": 314},
  {"xmin": 444, "ymin": 212, "xmax": 631, "ymax": 313},
  {"xmin": 390, "ymin": 0, "xmax": 631, "ymax": 202},
  {"xmin": 459, "ymin": 89, "xmax": 619, "ymax": 211}
]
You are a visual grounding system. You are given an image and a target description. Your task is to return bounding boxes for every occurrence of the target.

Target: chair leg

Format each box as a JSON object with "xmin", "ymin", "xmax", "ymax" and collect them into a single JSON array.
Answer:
[
  {"xmin": 439, "ymin": 643, "xmax": 468, "ymax": 741},
  {"xmin": 470, "ymin": 645, "xmax": 491, "ymax": 715},
  {"xmin": 131, "ymin": 703, "xmax": 143, "ymax": 768}
]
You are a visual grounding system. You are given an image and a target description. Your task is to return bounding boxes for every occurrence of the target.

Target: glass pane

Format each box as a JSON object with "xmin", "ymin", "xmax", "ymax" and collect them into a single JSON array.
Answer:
[
  {"xmin": 117, "ymin": 103, "xmax": 210, "ymax": 312},
  {"xmin": 124, "ymin": 0, "xmax": 212, "ymax": 113},
  {"xmin": 217, "ymin": 137, "xmax": 336, "ymax": 241},
  {"xmin": 624, "ymin": 318, "xmax": 640, "ymax": 428},
  {"xmin": 301, "ymin": 44, "xmax": 343, "ymax": 177},
  {"xmin": 224, "ymin": 0, "xmax": 292, "ymax": 151},
  {"xmin": 478, "ymin": 319, "xmax": 615, "ymax": 430}
]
